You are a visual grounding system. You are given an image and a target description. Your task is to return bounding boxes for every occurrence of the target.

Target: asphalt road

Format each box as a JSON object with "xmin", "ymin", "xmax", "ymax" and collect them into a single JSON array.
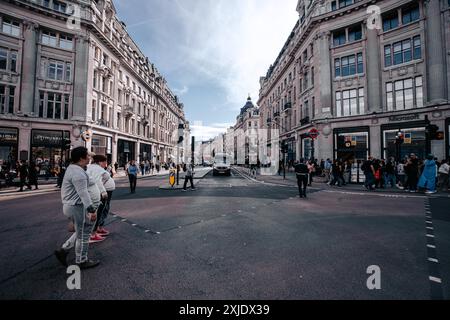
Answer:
[{"xmin": 0, "ymin": 170, "xmax": 449, "ymax": 300}]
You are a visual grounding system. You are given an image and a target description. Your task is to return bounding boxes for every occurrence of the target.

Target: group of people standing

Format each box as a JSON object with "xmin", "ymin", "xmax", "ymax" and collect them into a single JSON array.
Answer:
[
  {"xmin": 54, "ymin": 147, "xmax": 116, "ymax": 269},
  {"xmin": 361, "ymin": 154, "xmax": 449, "ymax": 194}
]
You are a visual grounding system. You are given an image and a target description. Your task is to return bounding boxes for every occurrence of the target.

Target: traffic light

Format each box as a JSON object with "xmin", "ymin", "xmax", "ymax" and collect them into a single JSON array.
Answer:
[
  {"xmin": 281, "ymin": 142, "xmax": 288, "ymax": 154},
  {"xmin": 425, "ymin": 124, "xmax": 439, "ymax": 140},
  {"xmin": 63, "ymin": 138, "xmax": 71, "ymax": 150}
]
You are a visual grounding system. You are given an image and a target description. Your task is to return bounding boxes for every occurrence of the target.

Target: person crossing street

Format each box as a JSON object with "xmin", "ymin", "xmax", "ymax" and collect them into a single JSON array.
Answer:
[{"xmin": 294, "ymin": 159, "xmax": 309, "ymax": 198}]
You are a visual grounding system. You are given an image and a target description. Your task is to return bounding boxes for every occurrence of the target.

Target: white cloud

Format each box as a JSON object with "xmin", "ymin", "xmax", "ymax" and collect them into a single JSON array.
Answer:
[
  {"xmin": 174, "ymin": 0, "xmax": 299, "ymax": 109},
  {"xmin": 190, "ymin": 121, "xmax": 234, "ymax": 141}
]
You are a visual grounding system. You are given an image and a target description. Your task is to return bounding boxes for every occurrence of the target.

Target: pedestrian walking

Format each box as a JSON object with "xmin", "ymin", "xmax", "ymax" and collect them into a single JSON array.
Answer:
[
  {"xmin": 114, "ymin": 162, "xmax": 119, "ymax": 175},
  {"xmin": 294, "ymin": 159, "xmax": 309, "ymax": 198},
  {"xmin": 437, "ymin": 159, "xmax": 449, "ymax": 192},
  {"xmin": 330, "ymin": 160, "xmax": 344, "ymax": 187},
  {"xmin": 384, "ymin": 158, "xmax": 396, "ymax": 188},
  {"xmin": 17, "ymin": 160, "xmax": 31, "ymax": 192},
  {"xmin": 397, "ymin": 160, "xmax": 406, "ymax": 189},
  {"xmin": 127, "ymin": 160, "xmax": 139, "ymax": 193},
  {"xmin": 28, "ymin": 162, "xmax": 39, "ymax": 190},
  {"xmin": 182, "ymin": 162, "xmax": 196, "ymax": 191},
  {"xmin": 418, "ymin": 154, "xmax": 437, "ymax": 194},
  {"xmin": 54, "ymin": 147, "xmax": 100, "ymax": 269},
  {"xmin": 88, "ymin": 155, "xmax": 115, "ymax": 240},
  {"xmin": 405, "ymin": 154, "xmax": 419, "ymax": 192},
  {"xmin": 324, "ymin": 158, "xmax": 332, "ymax": 183},
  {"xmin": 361, "ymin": 157, "xmax": 375, "ymax": 191}
]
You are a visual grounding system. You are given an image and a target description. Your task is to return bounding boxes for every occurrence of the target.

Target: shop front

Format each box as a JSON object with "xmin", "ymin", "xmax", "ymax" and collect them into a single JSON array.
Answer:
[
  {"xmin": 92, "ymin": 134, "xmax": 112, "ymax": 164},
  {"xmin": 140, "ymin": 143, "xmax": 152, "ymax": 162},
  {"xmin": 333, "ymin": 127, "xmax": 370, "ymax": 162},
  {"xmin": 381, "ymin": 120, "xmax": 428, "ymax": 160},
  {"xmin": 0, "ymin": 127, "xmax": 18, "ymax": 171},
  {"xmin": 446, "ymin": 118, "xmax": 450, "ymax": 159},
  {"xmin": 117, "ymin": 139, "xmax": 136, "ymax": 167},
  {"xmin": 333, "ymin": 127, "xmax": 370, "ymax": 184},
  {"xmin": 30, "ymin": 129, "xmax": 70, "ymax": 175}
]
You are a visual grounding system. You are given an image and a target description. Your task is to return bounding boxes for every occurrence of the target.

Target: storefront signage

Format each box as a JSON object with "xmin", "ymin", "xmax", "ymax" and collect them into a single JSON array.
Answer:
[
  {"xmin": 388, "ymin": 114, "xmax": 420, "ymax": 122},
  {"xmin": 0, "ymin": 128, "xmax": 18, "ymax": 145},
  {"xmin": 404, "ymin": 133, "xmax": 412, "ymax": 144},
  {"xmin": 32, "ymin": 130, "xmax": 63, "ymax": 147}
]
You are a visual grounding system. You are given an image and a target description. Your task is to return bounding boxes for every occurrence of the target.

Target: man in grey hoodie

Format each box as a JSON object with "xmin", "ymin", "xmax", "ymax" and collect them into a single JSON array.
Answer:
[{"xmin": 54, "ymin": 147, "xmax": 100, "ymax": 269}]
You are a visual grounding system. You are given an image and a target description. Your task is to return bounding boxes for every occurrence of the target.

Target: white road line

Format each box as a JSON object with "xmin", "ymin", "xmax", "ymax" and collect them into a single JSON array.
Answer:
[
  {"xmin": 426, "ymin": 226, "xmax": 434, "ymax": 230},
  {"xmin": 428, "ymin": 258, "xmax": 439, "ymax": 263},
  {"xmin": 145, "ymin": 230, "xmax": 151, "ymax": 233},
  {"xmin": 427, "ymin": 244, "xmax": 436, "ymax": 249},
  {"xmin": 429, "ymin": 276, "xmax": 442, "ymax": 284},
  {"xmin": 132, "ymin": 224, "xmax": 137, "ymax": 227},
  {"xmin": 427, "ymin": 234, "xmax": 435, "ymax": 238},
  {"xmin": 121, "ymin": 219, "xmax": 127, "ymax": 222}
]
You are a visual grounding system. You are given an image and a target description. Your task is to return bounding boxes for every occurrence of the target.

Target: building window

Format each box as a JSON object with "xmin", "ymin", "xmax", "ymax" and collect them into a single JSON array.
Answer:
[
  {"xmin": 413, "ymin": 36, "xmax": 421, "ymax": 60},
  {"xmin": 42, "ymin": 31, "xmax": 73, "ymax": 50},
  {"xmin": 0, "ymin": 85, "xmax": 15, "ymax": 114},
  {"xmin": 65, "ymin": 62, "xmax": 71, "ymax": 81},
  {"xmin": 91, "ymin": 100, "xmax": 96, "ymax": 121},
  {"xmin": 335, "ymin": 88, "xmax": 364, "ymax": 117},
  {"xmin": 1, "ymin": 19, "xmax": 20, "ymax": 37},
  {"xmin": 59, "ymin": 35, "xmax": 73, "ymax": 50},
  {"xmin": 0, "ymin": 48, "xmax": 6, "ymax": 70},
  {"xmin": 385, "ymin": 36, "xmax": 421, "ymax": 67},
  {"xmin": 386, "ymin": 77, "xmax": 423, "ymax": 111},
  {"xmin": 53, "ymin": 0, "xmax": 67, "ymax": 13},
  {"xmin": 348, "ymin": 25, "xmax": 362, "ymax": 42},
  {"xmin": 383, "ymin": 12, "xmax": 399, "ymax": 31},
  {"xmin": 47, "ymin": 61, "xmax": 65, "ymax": 81},
  {"xmin": 311, "ymin": 67, "xmax": 314, "ymax": 86},
  {"xmin": 93, "ymin": 71, "xmax": 98, "ymax": 89},
  {"xmin": 335, "ymin": 53, "xmax": 363, "ymax": 78},
  {"xmin": 415, "ymin": 76, "xmax": 423, "ymax": 108},
  {"xmin": 333, "ymin": 30, "xmax": 346, "ymax": 46},
  {"xmin": 42, "ymin": 31, "xmax": 57, "ymax": 47},
  {"xmin": 384, "ymin": 45, "xmax": 392, "ymax": 67},
  {"xmin": 402, "ymin": 3, "xmax": 420, "ymax": 25},
  {"xmin": 331, "ymin": 1, "xmax": 337, "ymax": 11}
]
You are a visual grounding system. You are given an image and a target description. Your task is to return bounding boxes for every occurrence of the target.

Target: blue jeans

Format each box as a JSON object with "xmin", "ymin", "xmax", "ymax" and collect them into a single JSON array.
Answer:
[
  {"xmin": 364, "ymin": 172, "xmax": 375, "ymax": 189},
  {"xmin": 384, "ymin": 173, "xmax": 396, "ymax": 188}
]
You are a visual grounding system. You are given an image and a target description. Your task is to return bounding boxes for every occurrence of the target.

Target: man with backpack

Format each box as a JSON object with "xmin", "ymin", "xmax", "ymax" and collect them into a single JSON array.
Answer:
[{"xmin": 295, "ymin": 159, "xmax": 309, "ymax": 198}]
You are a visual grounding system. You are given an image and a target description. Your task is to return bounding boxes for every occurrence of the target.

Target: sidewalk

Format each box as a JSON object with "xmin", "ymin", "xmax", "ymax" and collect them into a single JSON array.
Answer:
[{"xmin": 232, "ymin": 166, "xmax": 450, "ymax": 198}]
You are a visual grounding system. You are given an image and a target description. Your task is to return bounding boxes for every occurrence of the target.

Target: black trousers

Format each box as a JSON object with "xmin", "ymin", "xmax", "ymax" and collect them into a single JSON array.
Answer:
[
  {"xmin": 19, "ymin": 177, "xmax": 31, "ymax": 190},
  {"xmin": 129, "ymin": 175, "xmax": 137, "ymax": 193},
  {"xmin": 183, "ymin": 176, "xmax": 194, "ymax": 190},
  {"xmin": 297, "ymin": 175, "xmax": 308, "ymax": 197}
]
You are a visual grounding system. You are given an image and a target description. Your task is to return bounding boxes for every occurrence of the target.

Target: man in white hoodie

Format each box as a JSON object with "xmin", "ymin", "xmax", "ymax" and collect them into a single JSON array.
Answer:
[{"xmin": 87, "ymin": 155, "xmax": 114, "ymax": 242}]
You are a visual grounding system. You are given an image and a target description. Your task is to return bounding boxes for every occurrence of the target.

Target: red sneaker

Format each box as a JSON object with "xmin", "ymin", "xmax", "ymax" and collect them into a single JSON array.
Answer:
[
  {"xmin": 97, "ymin": 227, "xmax": 110, "ymax": 236},
  {"xmin": 89, "ymin": 233, "xmax": 105, "ymax": 244}
]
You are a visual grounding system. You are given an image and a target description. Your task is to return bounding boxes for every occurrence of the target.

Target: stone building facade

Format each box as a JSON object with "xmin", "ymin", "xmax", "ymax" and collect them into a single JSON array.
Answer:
[
  {"xmin": 258, "ymin": 0, "xmax": 450, "ymax": 169},
  {"xmin": 0, "ymin": 0, "xmax": 188, "ymax": 173}
]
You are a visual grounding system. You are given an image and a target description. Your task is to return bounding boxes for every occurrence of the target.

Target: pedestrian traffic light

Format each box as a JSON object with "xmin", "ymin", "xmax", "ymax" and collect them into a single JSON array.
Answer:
[
  {"xmin": 425, "ymin": 124, "xmax": 439, "ymax": 140},
  {"xmin": 63, "ymin": 138, "xmax": 71, "ymax": 150},
  {"xmin": 395, "ymin": 131, "xmax": 404, "ymax": 145}
]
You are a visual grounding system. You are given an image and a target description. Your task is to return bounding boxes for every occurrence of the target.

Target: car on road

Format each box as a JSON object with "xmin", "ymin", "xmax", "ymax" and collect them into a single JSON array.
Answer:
[{"xmin": 213, "ymin": 153, "xmax": 231, "ymax": 176}]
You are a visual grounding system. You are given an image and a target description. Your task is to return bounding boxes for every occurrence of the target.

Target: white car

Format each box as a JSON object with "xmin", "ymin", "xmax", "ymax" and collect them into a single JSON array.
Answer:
[{"xmin": 213, "ymin": 153, "xmax": 231, "ymax": 176}]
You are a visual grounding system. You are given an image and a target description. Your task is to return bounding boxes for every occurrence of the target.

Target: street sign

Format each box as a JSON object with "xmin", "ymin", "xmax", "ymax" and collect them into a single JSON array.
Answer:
[
  {"xmin": 309, "ymin": 128, "xmax": 319, "ymax": 140},
  {"xmin": 169, "ymin": 169, "xmax": 176, "ymax": 187}
]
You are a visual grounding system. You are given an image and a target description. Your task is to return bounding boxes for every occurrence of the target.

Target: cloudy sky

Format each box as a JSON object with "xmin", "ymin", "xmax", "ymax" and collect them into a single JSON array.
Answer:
[{"xmin": 114, "ymin": 0, "xmax": 299, "ymax": 140}]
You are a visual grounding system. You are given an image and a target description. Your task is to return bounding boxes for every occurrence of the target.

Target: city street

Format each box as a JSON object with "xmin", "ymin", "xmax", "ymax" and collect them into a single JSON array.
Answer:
[{"xmin": 0, "ymin": 169, "xmax": 449, "ymax": 300}]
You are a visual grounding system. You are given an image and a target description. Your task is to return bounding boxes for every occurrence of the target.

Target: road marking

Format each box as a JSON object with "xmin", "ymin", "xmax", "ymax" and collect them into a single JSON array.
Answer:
[
  {"xmin": 132, "ymin": 224, "xmax": 137, "ymax": 227},
  {"xmin": 145, "ymin": 230, "xmax": 151, "ymax": 233},
  {"xmin": 426, "ymin": 234, "xmax": 435, "ymax": 238},
  {"xmin": 426, "ymin": 226, "xmax": 434, "ymax": 230},
  {"xmin": 121, "ymin": 219, "xmax": 127, "ymax": 222},
  {"xmin": 429, "ymin": 276, "xmax": 442, "ymax": 284},
  {"xmin": 427, "ymin": 244, "xmax": 436, "ymax": 249},
  {"xmin": 428, "ymin": 258, "xmax": 439, "ymax": 263}
]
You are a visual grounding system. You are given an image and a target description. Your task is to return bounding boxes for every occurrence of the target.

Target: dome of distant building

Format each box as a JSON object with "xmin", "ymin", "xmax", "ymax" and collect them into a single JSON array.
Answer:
[{"xmin": 240, "ymin": 95, "xmax": 255, "ymax": 115}]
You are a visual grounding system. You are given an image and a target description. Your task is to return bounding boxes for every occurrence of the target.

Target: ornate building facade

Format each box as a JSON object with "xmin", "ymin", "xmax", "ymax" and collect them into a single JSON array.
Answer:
[
  {"xmin": 0, "ymin": 0, "xmax": 188, "ymax": 171},
  {"xmin": 258, "ymin": 0, "xmax": 450, "ymax": 167}
]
